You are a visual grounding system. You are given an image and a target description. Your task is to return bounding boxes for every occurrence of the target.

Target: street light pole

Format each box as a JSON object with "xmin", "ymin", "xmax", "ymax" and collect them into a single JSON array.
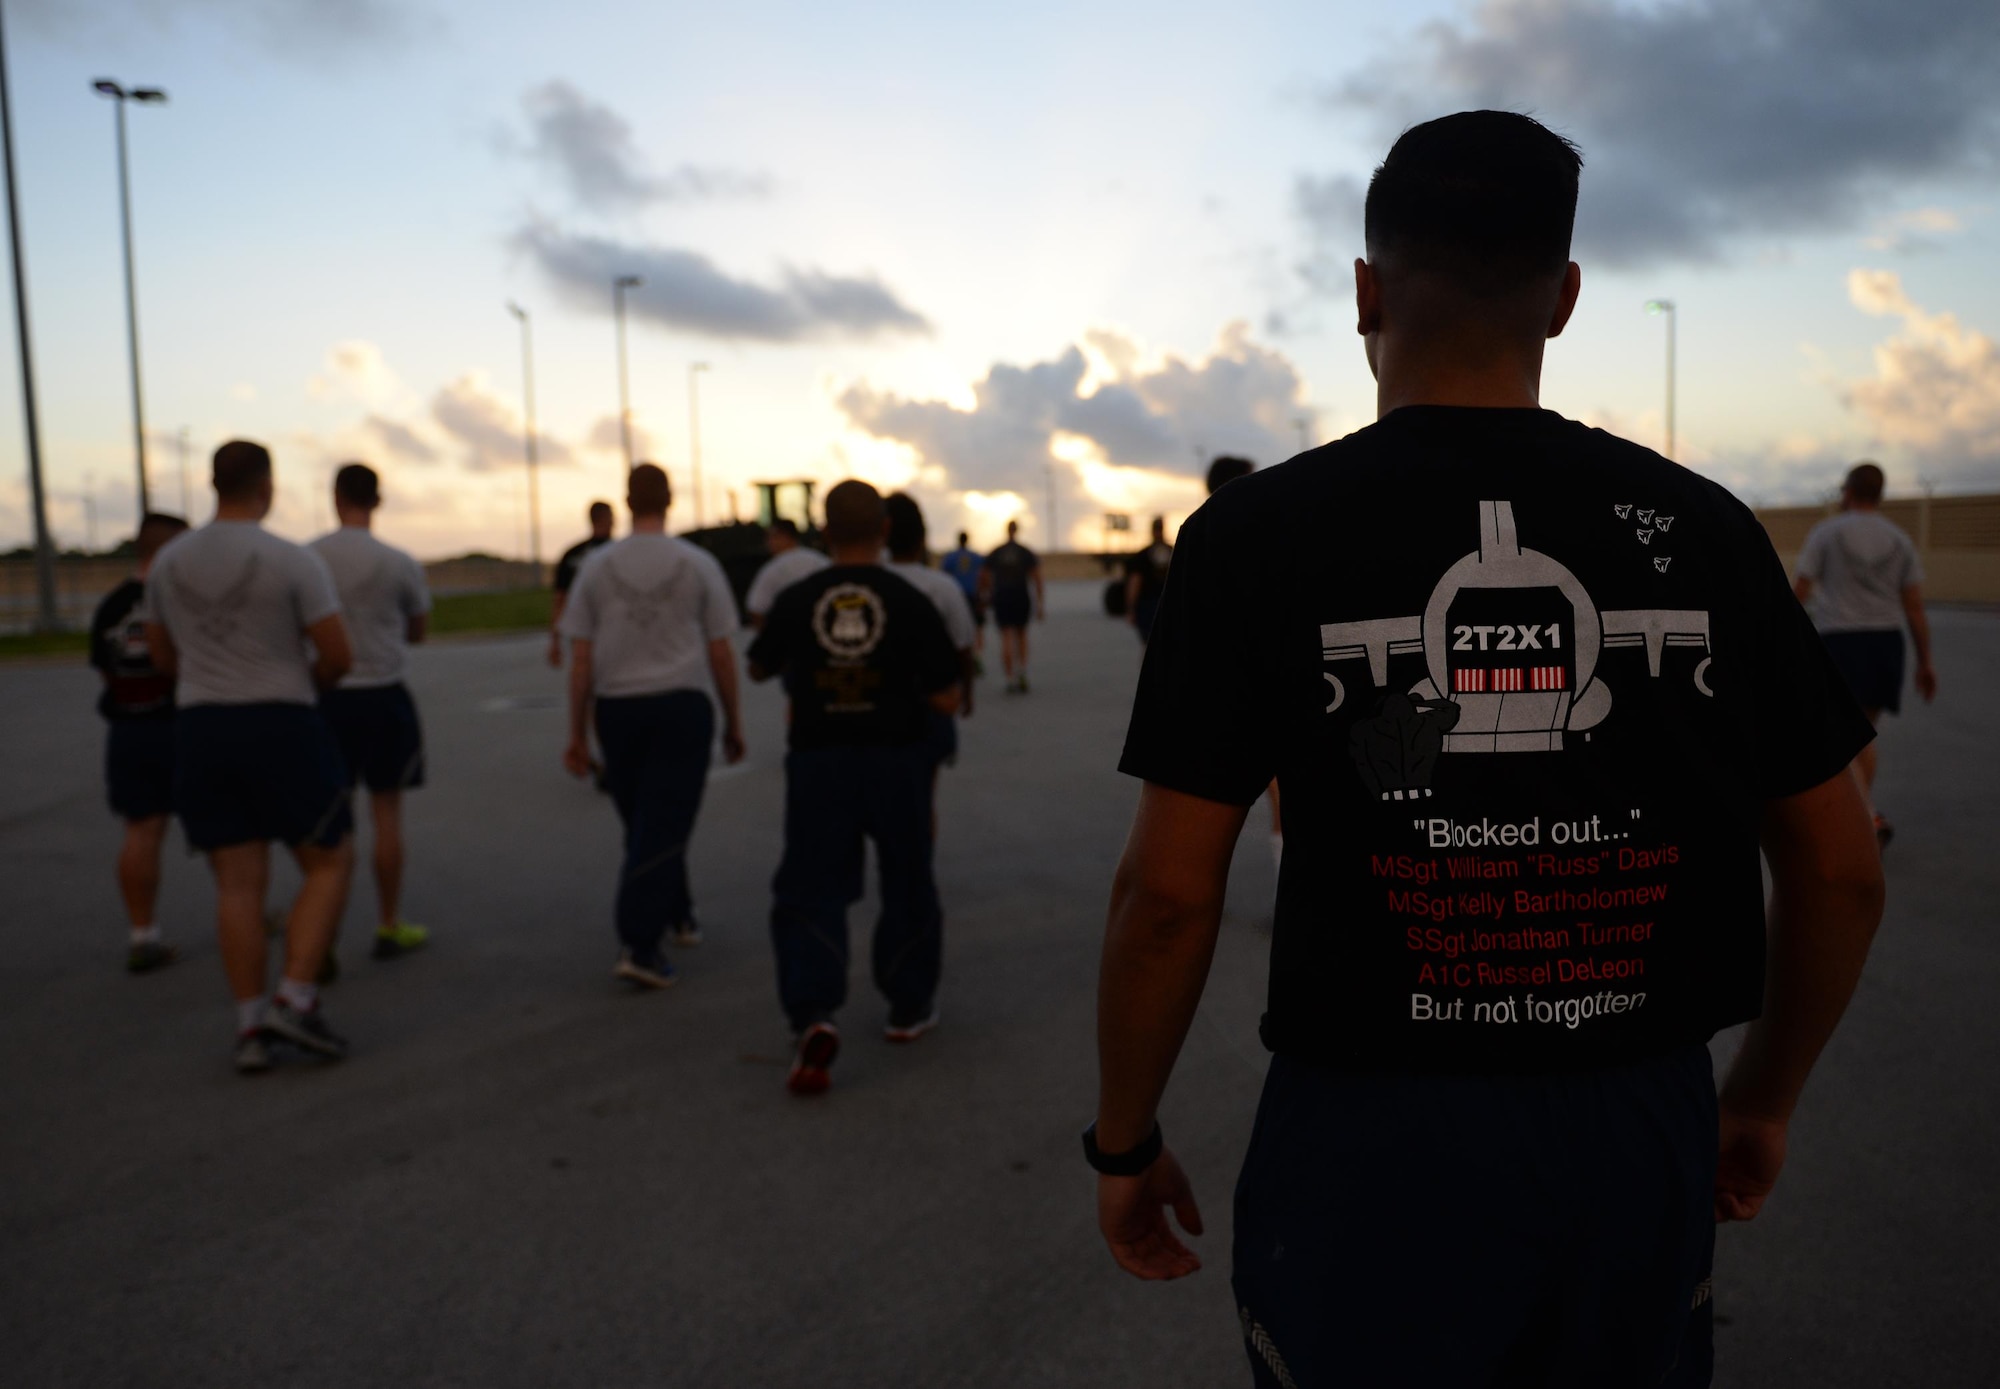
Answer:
[
  {"xmin": 0, "ymin": 7, "xmax": 57, "ymax": 630},
  {"xmin": 1644, "ymin": 298, "xmax": 1676, "ymax": 460},
  {"xmin": 613, "ymin": 274, "xmax": 641, "ymax": 472},
  {"xmin": 507, "ymin": 302, "xmax": 542, "ymax": 570},
  {"xmin": 688, "ymin": 361, "xmax": 710, "ymax": 530},
  {"xmin": 94, "ymin": 79, "xmax": 166, "ymax": 519}
]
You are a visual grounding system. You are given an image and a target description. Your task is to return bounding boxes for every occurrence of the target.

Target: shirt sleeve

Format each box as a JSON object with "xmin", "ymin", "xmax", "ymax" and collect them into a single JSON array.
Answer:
[
  {"xmin": 908, "ymin": 595, "xmax": 961, "ymax": 694},
  {"xmin": 88, "ymin": 587, "xmax": 125, "ymax": 673},
  {"xmin": 405, "ymin": 553, "xmax": 433, "ymax": 617},
  {"xmin": 559, "ymin": 559, "xmax": 600, "ymax": 641},
  {"xmin": 1898, "ymin": 530, "xmax": 1925, "ymax": 589},
  {"xmin": 1116, "ymin": 499, "xmax": 1281, "ymax": 805},
  {"xmin": 745, "ymin": 559, "xmax": 780, "ymax": 617},
  {"xmin": 1733, "ymin": 505, "xmax": 1876, "ymax": 799},
  {"xmin": 295, "ymin": 546, "xmax": 342, "ymax": 627},
  {"xmin": 1794, "ymin": 523, "xmax": 1827, "ymax": 581},
  {"xmin": 745, "ymin": 589, "xmax": 795, "ymax": 672},
  {"xmin": 939, "ymin": 581, "xmax": 977, "ymax": 650},
  {"xmin": 698, "ymin": 552, "xmax": 738, "ymax": 640}
]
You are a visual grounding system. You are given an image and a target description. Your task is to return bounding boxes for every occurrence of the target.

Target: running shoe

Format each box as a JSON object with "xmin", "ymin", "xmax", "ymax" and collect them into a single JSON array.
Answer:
[
  {"xmin": 671, "ymin": 920, "xmax": 705, "ymax": 948},
  {"xmin": 1874, "ymin": 814, "xmax": 1895, "ymax": 848},
  {"xmin": 126, "ymin": 940, "xmax": 178, "ymax": 974},
  {"xmin": 263, "ymin": 1000, "xmax": 350, "ymax": 1059},
  {"xmin": 613, "ymin": 950, "xmax": 678, "ymax": 989},
  {"xmin": 787, "ymin": 1021, "xmax": 841, "ymax": 1095},
  {"xmin": 234, "ymin": 1030, "xmax": 273, "ymax": 1075},
  {"xmin": 317, "ymin": 947, "xmax": 340, "ymax": 986},
  {"xmin": 1017, "ymin": 674, "xmax": 1030, "ymax": 694},
  {"xmin": 884, "ymin": 1004, "xmax": 939, "ymax": 1044},
  {"xmin": 372, "ymin": 921, "xmax": 430, "ymax": 960}
]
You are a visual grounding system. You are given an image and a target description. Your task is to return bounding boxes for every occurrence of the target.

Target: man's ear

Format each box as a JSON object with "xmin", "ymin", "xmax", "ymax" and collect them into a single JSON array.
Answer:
[
  {"xmin": 1354, "ymin": 258, "xmax": 1382, "ymax": 337},
  {"xmin": 1547, "ymin": 261, "xmax": 1583, "ymax": 340}
]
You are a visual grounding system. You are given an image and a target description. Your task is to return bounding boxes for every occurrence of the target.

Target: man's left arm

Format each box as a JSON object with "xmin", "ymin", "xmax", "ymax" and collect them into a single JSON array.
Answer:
[
  {"xmin": 1903, "ymin": 584, "xmax": 1935, "ymax": 702},
  {"xmin": 564, "ymin": 639, "xmax": 595, "ymax": 777},
  {"xmin": 1094, "ymin": 781, "xmax": 1249, "ymax": 1281}
]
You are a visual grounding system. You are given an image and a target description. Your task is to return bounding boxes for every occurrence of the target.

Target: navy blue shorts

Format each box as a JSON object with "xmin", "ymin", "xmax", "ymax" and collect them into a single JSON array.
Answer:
[
  {"xmin": 1233, "ymin": 1046, "xmax": 1716, "ymax": 1388},
  {"xmin": 993, "ymin": 588, "xmax": 1032, "ymax": 629},
  {"xmin": 105, "ymin": 717, "xmax": 175, "ymax": 821},
  {"xmin": 921, "ymin": 709, "xmax": 958, "ymax": 769},
  {"xmin": 1821, "ymin": 628, "xmax": 1903, "ymax": 714},
  {"xmin": 174, "ymin": 704, "xmax": 353, "ymax": 852},
  {"xmin": 320, "ymin": 682, "xmax": 426, "ymax": 792}
]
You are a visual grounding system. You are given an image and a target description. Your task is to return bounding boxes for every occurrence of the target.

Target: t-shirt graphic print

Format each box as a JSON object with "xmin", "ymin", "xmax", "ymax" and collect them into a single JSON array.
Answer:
[{"xmin": 1119, "ymin": 406, "xmax": 1872, "ymax": 1074}]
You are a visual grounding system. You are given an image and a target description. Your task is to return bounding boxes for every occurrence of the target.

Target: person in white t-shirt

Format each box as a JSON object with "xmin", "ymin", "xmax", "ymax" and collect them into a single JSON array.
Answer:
[
  {"xmin": 884, "ymin": 493, "xmax": 977, "ymax": 807},
  {"xmin": 1794, "ymin": 461, "xmax": 1938, "ymax": 844},
  {"xmin": 744, "ymin": 518, "xmax": 829, "ymax": 627},
  {"xmin": 312, "ymin": 463, "xmax": 434, "ymax": 962},
  {"xmin": 144, "ymin": 440, "xmax": 358, "ymax": 1074},
  {"xmin": 560, "ymin": 463, "xmax": 747, "ymax": 988}
]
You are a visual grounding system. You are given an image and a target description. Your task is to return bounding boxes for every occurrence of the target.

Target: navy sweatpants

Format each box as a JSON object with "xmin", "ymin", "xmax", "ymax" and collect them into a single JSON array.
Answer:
[
  {"xmin": 1233, "ymin": 1045, "xmax": 1717, "ymax": 1388},
  {"xmin": 769, "ymin": 742, "xmax": 941, "ymax": 1031},
  {"xmin": 594, "ymin": 690, "xmax": 713, "ymax": 959}
]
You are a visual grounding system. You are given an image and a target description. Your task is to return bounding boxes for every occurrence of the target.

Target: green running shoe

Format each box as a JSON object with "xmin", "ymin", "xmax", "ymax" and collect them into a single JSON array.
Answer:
[{"xmin": 372, "ymin": 921, "xmax": 430, "ymax": 960}]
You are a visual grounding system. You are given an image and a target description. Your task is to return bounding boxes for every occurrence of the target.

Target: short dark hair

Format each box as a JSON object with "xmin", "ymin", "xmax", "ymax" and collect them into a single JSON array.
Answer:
[
  {"xmin": 1365, "ymin": 111, "xmax": 1582, "ymax": 296},
  {"xmin": 1205, "ymin": 456, "xmax": 1254, "ymax": 494},
  {"xmin": 1844, "ymin": 462, "xmax": 1886, "ymax": 504},
  {"xmin": 588, "ymin": 500, "xmax": 614, "ymax": 522},
  {"xmin": 333, "ymin": 462, "xmax": 380, "ymax": 509},
  {"xmin": 135, "ymin": 512, "xmax": 187, "ymax": 562},
  {"xmin": 627, "ymin": 463, "xmax": 670, "ymax": 515},
  {"xmin": 212, "ymin": 440, "xmax": 272, "ymax": 500},
  {"xmin": 823, "ymin": 479, "xmax": 886, "ymax": 547},
  {"xmin": 769, "ymin": 517, "xmax": 802, "ymax": 541},
  {"xmin": 885, "ymin": 492, "xmax": 927, "ymax": 558}
]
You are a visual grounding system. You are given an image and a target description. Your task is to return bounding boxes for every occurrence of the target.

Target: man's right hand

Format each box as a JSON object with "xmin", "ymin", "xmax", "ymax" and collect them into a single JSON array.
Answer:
[
  {"xmin": 1097, "ymin": 1147, "xmax": 1204, "ymax": 1280},
  {"xmin": 1714, "ymin": 1105, "xmax": 1787, "ymax": 1222},
  {"xmin": 562, "ymin": 737, "xmax": 592, "ymax": 779}
]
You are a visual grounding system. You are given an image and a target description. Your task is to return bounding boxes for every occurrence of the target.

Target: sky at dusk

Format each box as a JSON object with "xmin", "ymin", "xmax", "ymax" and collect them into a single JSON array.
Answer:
[{"xmin": 2, "ymin": 0, "xmax": 1997, "ymax": 559}]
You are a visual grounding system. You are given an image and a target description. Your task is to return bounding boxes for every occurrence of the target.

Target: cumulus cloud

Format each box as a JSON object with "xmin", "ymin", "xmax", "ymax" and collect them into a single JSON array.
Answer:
[
  {"xmin": 514, "ymin": 223, "xmax": 931, "ymax": 343},
  {"xmin": 361, "ymin": 415, "xmax": 438, "ymax": 466},
  {"xmin": 307, "ymin": 340, "xmax": 400, "ymax": 405},
  {"xmin": 430, "ymin": 374, "xmax": 574, "ymax": 474},
  {"xmin": 1311, "ymin": 0, "xmax": 2000, "ymax": 268},
  {"xmin": 1841, "ymin": 269, "xmax": 2000, "ymax": 484},
  {"xmin": 19, "ymin": 0, "xmax": 427, "ymax": 58},
  {"xmin": 512, "ymin": 82, "xmax": 769, "ymax": 212},
  {"xmin": 837, "ymin": 323, "xmax": 1316, "ymax": 544}
]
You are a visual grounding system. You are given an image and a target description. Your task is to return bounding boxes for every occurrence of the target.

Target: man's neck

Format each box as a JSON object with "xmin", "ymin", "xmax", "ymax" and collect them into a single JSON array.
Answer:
[
  {"xmin": 829, "ymin": 544, "xmax": 881, "ymax": 566},
  {"xmin": 213, "ymin": 501, "xmax": 263, "ymax": 523},
  {"xmin": 630, "ymin": 515, "xmax": 666, "ymax": 535},
  {"xmin": 889, "ymin": 552, "xmax": 922, "ymax": 565},
  {"xmin": 1373, "ymin": 345, "xmax": 1546, "ymax": 418}
]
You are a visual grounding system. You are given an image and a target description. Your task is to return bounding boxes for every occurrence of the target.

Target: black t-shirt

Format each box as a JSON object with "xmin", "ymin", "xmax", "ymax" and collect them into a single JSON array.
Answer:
[
  {"xmin": 89, "ymin": 578, "xmax": 174, "ymax": 720},
  {"xmin": 1120, "ymin": 407, "xmax": 1873, "ymax": 1074},
  {"xmin": 553, "ymin": 535, "xmax": 612, "ymax": 594},
  {"xmin": 1126, "ymin": 542, "xmax": 1173, "ymax": 604},
  {"xmin": 748, "ymin": 565, "xmax": 961, "ymax": 749},
  {"xmin": 986, "ymin": 541, "xmax": 1038, "ymax": 592}
]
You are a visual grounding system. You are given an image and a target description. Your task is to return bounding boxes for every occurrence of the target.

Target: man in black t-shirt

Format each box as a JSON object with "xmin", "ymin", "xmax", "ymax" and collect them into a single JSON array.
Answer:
[
  {"xmin": 1122, "ymin": 516, "xmax": 1173, "ymax": 644},
  {"xmin": 1090, "ymin": 113, "xmax": 1884, "ymax": 1389},
  {"xmin": 747, "ymin": 480, "xmax": 962, "ymax": 1096},
  {"xmin": 89, "ymin": 511, "xmax": 188, "ymax": 973},
  {"xmin": 980, "ymin": 520, "xmax": 1043, "ymax": 692},
  {"xmin": 548, "ymin": 500, "xmax": 614, "ymax": 668}
]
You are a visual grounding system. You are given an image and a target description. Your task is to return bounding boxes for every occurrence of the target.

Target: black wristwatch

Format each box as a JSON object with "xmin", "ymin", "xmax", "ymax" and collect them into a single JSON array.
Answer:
[{"xmin": 1082, "ymin": 1121, "xmax": 1163, "ymax": 1176}]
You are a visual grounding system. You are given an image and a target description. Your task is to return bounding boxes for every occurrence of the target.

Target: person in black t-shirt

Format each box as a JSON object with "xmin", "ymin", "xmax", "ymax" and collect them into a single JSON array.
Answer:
[
  {"xmin": 90, "ymin": 511, "xmax": 188, "ymax": 974},
  {"xmin": 1090, "ymin": 112, "xmax": 1884, "ymax": 1389},
  {"xmin": 1122, "ymin": 516, "xmax": 1173, "ymax": 644},
  {"xmin": 747, "ymin": 480, "xmax": 962, "ymax": 1096},
  {"xmin": 548, "ymin": 500, "xmax": 614, "ymax": 668},
  {"xmin": 980, "ymin": 520, "xmax": 1043, "ymax": 692}
]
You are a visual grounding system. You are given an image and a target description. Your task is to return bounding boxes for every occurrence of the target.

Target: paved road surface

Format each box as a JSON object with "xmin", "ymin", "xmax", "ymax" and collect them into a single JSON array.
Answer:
[{"xmin": 2, "ymin": 587, "xmax": 1994, "ymax": 1386}]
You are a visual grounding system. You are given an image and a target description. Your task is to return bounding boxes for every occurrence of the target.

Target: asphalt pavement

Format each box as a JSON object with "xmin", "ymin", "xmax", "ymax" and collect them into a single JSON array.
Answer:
[{"xmin": 1, "ymin": 585, "xmax": 1994, "ymax": 1387}]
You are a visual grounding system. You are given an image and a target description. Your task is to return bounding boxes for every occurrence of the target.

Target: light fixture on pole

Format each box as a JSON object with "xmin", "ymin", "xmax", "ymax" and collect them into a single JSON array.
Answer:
[
  {"xmin": 92, "ymin": 78, "xmax": 166, "ymax": 520},
  {"xmin": 1643, "ymin": 298, "xmax": 1676, "ymax": 460},
  {"xmin": 1, "ymin": 7, "xmax": 57, "ymax": 630},
  {"xmin": 507, "ymin": 301, "xmax": 543, "ymax": 570},
  {"xmin": 687, "ymin": 361, "xmax": 710, "ymax": 530},
  {"xmin": 612, "ymin": 274, "xmax": 641, "ymax": 471}
]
